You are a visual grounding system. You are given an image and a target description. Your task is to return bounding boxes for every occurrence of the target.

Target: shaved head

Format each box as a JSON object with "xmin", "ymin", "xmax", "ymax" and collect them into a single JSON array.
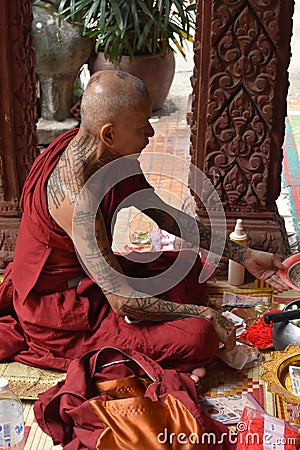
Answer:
[{"xmin": 80, "ymin": 70, "xmax": 151, "ymax": 134}]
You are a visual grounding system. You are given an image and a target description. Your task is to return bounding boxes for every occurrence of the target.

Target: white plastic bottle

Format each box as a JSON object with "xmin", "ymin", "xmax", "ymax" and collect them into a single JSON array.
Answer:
[
  {"xmin": 0, "ymin": 378, "xmax": 25, "ymax": 450},
  {"xmin": 228, "ymin": 219, "xmax": 247, "ymax": 286}
]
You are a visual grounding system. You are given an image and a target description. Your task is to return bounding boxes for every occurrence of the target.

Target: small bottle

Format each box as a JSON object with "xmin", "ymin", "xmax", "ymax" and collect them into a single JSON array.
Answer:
[
  {"xmin": 228, "ymin": 219, "xmax": 247, "ymax": 286},
  {"xmin": 0, "ymin": 378, "xmax": 25, "ymax": 450}
]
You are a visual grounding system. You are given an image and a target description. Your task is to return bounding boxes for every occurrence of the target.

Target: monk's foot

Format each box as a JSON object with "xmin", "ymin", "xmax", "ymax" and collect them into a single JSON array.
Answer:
[{"xmin": 189, "ymin": 367, "xmax": 206, "ymax": 383}]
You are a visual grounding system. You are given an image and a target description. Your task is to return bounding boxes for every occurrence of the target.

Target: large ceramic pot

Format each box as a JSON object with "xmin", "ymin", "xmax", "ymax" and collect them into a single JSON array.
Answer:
[
  {"xmin": 32, "ymin": 1, "xmax": 92, "ymax": 121},
  {"xmin": 89, "ymin": 51, "xmax": 176, "ymax": 112}
]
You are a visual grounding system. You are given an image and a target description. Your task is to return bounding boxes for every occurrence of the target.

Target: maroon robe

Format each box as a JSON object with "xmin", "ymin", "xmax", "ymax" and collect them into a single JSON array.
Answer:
[
  {"xmin": 34, "ymin": 348, "xmax": 236, "ymax": 450},
  {"xmin": 0, "ymin": 129, "xmax": 218, "ymax": 371}
]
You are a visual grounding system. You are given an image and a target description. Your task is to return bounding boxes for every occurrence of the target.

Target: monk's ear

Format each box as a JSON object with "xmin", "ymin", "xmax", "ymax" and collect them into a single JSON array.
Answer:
[{"xmin": 100, "ymin": 124, "xmax": 114, "ymax": 146}]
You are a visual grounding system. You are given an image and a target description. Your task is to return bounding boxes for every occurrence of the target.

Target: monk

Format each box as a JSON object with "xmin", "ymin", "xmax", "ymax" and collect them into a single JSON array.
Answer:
[{"xmin": 0, "ymin": 70, "xmax": 288, "ymax": 377}]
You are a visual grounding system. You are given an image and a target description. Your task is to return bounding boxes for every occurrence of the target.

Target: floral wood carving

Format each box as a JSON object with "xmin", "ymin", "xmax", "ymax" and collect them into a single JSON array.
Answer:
[
  {"xmin": 0, "ymin": 0, "xmax": 38, "ymax": 214},
  {"xmin": 191, "ymin": 0, "xmax": 293, "ymax": 215},
  {"xmin": 12, "ymin": 0, "xmax": 39, "ymax": 190},
  {"xmin": 0, "ymin": 0, "xmax": 38, "ymax": 267}
]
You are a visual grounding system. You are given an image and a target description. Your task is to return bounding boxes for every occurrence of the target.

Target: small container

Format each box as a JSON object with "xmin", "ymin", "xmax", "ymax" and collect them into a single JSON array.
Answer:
[
  {"xmin": 0, "ymin": 378, "xmax": 25, "ymax": 449},
  {"xmin": 228, "ymin": 219, "xmax": 247, "ymax": 286}
]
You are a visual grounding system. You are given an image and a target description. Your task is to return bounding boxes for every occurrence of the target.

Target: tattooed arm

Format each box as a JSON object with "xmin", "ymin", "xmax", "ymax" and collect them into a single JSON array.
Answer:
[
  {"xmin": 138, "ymin": 194, "xmax": 288, "ymax": 291},
  {"xmin": 47, "ymin": 152, "xmax": 235, "ymax": 351},
  {"xmin": 143, "ymin": 204, "xmax": 247, "ymax": 262},
  {"xmin": 73, "ymin": 195, "xmax": 236, "ymax": 350},
  {"xmin": 90, "ymin": 209, "xmax": 236, "ymax": 352},
  {"xmin": 119, "ymin": 292, "xmax": 236, "ymax": 351}
]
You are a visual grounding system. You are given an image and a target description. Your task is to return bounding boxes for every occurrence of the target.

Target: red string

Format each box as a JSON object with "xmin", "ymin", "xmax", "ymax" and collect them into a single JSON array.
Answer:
[{"xmin": 240, "ymin": 310, "xmax": 281, "ymax": 348}]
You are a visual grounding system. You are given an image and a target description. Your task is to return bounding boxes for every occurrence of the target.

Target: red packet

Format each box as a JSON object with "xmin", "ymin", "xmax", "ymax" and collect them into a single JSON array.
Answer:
[{"xmin": 236, "ymin": 407, "xmax": 300, "ymax": 449}]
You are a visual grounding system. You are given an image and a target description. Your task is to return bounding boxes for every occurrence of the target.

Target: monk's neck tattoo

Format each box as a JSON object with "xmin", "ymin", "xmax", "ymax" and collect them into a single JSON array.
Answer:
[
  {"xmin": 84, "ymin": 148, "xmax": 120, "ymax": 181},
  {"xmin": 47, "ymin": 135, "xmax": 121, "ymax": 209},
  {"xmin": 47, "ymin": 135, "xmax": 96, "ymax": 209}
]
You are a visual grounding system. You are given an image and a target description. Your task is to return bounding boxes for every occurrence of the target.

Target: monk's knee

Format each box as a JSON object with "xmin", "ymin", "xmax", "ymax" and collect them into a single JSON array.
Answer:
[{"xmin": 166, "ymin": 317, "xmax": 219, "ymax": 366}]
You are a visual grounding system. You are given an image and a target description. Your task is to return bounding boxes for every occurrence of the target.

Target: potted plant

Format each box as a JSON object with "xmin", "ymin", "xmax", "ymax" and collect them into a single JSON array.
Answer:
[{"xmin": 56, "ymin": 0, "xmax": 196, "ymax": 110}]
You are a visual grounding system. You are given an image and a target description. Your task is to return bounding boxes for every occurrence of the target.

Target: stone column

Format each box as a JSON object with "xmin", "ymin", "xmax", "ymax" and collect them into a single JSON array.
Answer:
[
  {"xmin": 190, "ymin": 0, "xmax": 294, "ymax": 261},
  {"xmin": 0, "ymin": 0, "xmax": 39, "ymax": 269}
]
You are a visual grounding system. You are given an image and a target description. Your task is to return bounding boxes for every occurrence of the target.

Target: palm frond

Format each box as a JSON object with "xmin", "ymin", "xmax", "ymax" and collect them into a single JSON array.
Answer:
[{"xmin": 55, "ymin": 0, "xmax": 196, "ymax": 62}]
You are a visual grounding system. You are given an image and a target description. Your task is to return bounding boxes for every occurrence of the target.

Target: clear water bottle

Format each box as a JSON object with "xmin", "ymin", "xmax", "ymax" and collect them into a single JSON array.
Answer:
[{"xmin": 0, "ymin": 378, "xmax": 25, "ymax": 450}]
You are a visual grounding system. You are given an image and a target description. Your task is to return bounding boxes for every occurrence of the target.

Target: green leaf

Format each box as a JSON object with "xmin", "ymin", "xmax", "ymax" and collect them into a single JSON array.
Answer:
[
  {"xmin": 124, "ymin": 39, "xmax": 134, "ymax": 61},
  {"xmin": 171, "ymin": 0, "xmax": 188, "ymax": 30},
  {"xmin": 84, "ymin": 0, "xmax": 102, "ymax": 29},
  {"xmin": 120, "ymin": 6, "xmax": 130, "ymax": 39},
  {"xmin": 136, "ymin": 0, "xmax": 156, "ymax": 22},
  {"xmin": 57, "ymin": 0, "xmax": 69, "ymax": 26},
  {"xmin": 110, "ymin": 0, "xmax": 124, "ymax": 30},
  {"xmin": 130, "ymin": 0, "xmax": 141, "ymax": 36},
  {"xmin": 137, "ymin": 20, "xmax": 153, "ymax": 51},
  {"xmin": 163, "ymin": 0, "xmax": 170, "ymax": 27}
]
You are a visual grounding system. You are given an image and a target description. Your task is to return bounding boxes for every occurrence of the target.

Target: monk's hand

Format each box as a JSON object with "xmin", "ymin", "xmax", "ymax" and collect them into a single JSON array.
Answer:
[
  {"xmin": 206, "ymin": 309, "xmax": 236, "ymax": 352},
  {"xmin": 242, "ymin": 248, "xmax": 289, "ymax": 292}
]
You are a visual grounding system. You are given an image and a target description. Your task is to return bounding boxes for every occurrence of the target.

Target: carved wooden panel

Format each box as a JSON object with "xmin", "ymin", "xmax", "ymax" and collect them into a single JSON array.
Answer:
[
  {"xmin": 190, "ymin": 0, "xmax": 294, "ymax": 256},
  {"xmin": 0, "ymin": 0, "xmax": 38, "ymax": 268}
]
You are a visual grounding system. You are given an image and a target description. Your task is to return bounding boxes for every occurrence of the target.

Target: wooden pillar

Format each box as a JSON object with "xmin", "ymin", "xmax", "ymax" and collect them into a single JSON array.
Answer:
[
  {"xmin": 190, "ymin": 0, "xmax": 294, "ymax": 261},
  {"xmin": 0, "ymin": 0, "xmax": 38, "ymax": 269}
]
